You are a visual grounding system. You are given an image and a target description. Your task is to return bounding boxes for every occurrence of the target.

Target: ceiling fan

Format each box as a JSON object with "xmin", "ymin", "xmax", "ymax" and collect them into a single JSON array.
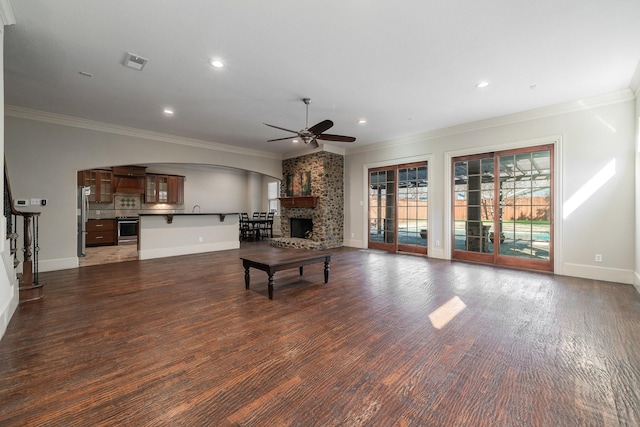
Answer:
[{"xmin": 264, "ymin": 98, "xmax": 356, "ymax": 149}]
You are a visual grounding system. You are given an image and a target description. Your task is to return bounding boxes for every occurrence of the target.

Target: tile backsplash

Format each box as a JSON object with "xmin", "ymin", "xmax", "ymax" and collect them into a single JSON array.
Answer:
[{"xmin": 88, "ymin": 194, "xmax": 184, "ymax": 218}]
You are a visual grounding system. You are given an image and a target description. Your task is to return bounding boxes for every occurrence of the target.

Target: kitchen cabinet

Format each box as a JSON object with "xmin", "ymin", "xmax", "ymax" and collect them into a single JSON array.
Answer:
[
  {"xmin": 86, "ymin": 219, "xmax": 117, "ymax": 246},
  {"xmin": 145, "ymin": 174, "xmax": 158, "ymax": 203},
  {"xmin": 167, "ymin": 175, "xmax": 185, "ymax": 204},
  {"xmin": 145, "ymin": 174, "xmax": 184, "ymax": 204},
  {"xmin": 78, "ymin": 170, "xmax": 113, "ymax": 203},
  {"xmin": 112, "ymin": 165, "xmax": 146, "ymax": 177}
]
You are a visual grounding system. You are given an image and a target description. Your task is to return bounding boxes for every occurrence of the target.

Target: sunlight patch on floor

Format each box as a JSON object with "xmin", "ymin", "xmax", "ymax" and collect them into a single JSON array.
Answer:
[{"xmin": 429, "ymin": 296, "xmax": 467, "ymax": 329}]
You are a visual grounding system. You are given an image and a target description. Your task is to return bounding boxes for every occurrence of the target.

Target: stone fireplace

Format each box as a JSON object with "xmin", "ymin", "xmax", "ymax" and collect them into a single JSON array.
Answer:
[{"xmin": 272, "ymin": 151, "xmax": 344, "ymax": 250}]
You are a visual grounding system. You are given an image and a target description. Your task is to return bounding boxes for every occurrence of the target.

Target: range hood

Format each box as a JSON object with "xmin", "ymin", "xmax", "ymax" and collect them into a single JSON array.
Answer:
[
  {"xmin": 114, "ymin": 176, "xmax": 144, "ymax": 194},
  {"xmin": 113, "ymin": 166, "xmax": 146, "ymax": 194}
]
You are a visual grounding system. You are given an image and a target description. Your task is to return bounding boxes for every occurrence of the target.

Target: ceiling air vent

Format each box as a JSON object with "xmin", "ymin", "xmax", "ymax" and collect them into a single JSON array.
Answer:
[{"xmin": 123, "ymin": 52, "xmax": 148, "ymax": 71}]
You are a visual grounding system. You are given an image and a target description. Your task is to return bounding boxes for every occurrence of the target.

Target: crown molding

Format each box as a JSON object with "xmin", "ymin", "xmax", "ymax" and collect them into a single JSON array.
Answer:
[
  {"xmin": 0, "ymin": 0, "xmax": 15, "ymax": 26},
  {"xmin": 347, "ymin": 89, "xmax": 636, "ymax": 155},
  {"xmin": 4, "ymin": 105, "xmax": 282, "ymax": 160}
]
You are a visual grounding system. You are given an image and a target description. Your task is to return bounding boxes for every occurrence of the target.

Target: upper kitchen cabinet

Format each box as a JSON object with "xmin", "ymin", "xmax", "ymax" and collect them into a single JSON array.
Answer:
[
  {"xmin": 78, "ymin": 169, "xmax": 113, "ymax": 203},
  {"xmin": 167, "ymin": 175, "xmax": 185, "ymax": 205},
  {"xmin": 112, "ymin": 166, "xmax": 146, "ymax": 177},
  {"xmin": 146, "ymin": 174, "xmax": 184, "ymax": 205}
]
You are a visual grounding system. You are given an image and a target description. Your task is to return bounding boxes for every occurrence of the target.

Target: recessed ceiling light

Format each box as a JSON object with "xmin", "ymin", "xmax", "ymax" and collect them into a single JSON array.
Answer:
[
  {"xmin": 210, "ymin": 59, "xmax": 224, "ymax": 68},
  {"xmin": 292, "ymin": 139, "xmax": 299, "ymax": 144},
  {"xmin": 475, "ymin": 81, "xmax": 489, "ymax": 88},
  {"xmin": 163, "ymin": 108, "xmax": 174, "ymax": 116},
  {"xmin": 358, "ymin": 119, "xmax": 367, "ymax": 124}
]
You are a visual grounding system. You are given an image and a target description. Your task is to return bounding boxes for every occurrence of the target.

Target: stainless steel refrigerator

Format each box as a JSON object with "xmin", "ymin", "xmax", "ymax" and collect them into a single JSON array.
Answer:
[{"xmin": 77, "ymin": 186, "xmax": 90, "ymax": 256}]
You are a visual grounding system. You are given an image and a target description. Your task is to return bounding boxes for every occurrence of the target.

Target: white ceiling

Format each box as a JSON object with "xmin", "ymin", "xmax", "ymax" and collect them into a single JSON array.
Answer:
[{"xmin": 4, "ymin": 0, "xmax": 640, "ymax": 155}]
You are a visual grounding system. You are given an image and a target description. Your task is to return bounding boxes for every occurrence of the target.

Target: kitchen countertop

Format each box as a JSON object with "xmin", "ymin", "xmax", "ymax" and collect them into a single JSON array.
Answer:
[{"xmin": 138, "ymin": 212, "xmax": 238, "ymax": 216}]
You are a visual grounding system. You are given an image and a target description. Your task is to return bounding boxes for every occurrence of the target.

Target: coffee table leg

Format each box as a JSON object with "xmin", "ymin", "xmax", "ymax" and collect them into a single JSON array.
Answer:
[
  {"xmin": 324, "ymin": 259, "xmax": 330, "ymax": 283},
  {"xmin": 299, "ymin": 266, "xmax": 303, "ymax": 276},
  {"xmin": 244, "ymin": 266, "xmax": 250, "ymax": 289},
  {"xmin": 268, "ymin": 274, "xmax": 274, "ymax": 300}
]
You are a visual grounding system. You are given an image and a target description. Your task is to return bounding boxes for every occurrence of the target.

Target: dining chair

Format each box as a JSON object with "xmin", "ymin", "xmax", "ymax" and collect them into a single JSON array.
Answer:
[
  {"xmin": 265, "ymin": 211, "xmax": 275, "ymax": 238},
  {"xmin": 239, "ymin": 212, "xmax": 254, "ymax": 241}
]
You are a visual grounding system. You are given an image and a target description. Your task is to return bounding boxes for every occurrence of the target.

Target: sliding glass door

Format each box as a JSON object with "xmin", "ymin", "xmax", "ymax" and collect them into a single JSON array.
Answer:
[
  {"xmin": 369, "ymin": 167, "xmax": 396, "ymax": 252},
  {"xmin": 397, "ymin": 163, "xmax": 428, "ymax": 254},
  {"xmin": 369, "ymin": 162, "xmax": 428, "ymax": 254},
  {"xmin": 452, "ymin": 145, "xmax": 553, "ymax": 271}
]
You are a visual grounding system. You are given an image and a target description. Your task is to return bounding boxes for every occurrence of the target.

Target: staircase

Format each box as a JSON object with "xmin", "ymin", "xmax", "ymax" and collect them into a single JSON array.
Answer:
[{"xmin": 4, "ymin": 159, "xmax": 43, "ymax": 302}]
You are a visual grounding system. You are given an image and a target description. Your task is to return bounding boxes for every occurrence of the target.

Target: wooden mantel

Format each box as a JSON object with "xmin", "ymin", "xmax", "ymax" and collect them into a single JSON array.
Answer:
[{"xmin": 279, "ymin": 196, "xmax": 319, "ymax": 208}]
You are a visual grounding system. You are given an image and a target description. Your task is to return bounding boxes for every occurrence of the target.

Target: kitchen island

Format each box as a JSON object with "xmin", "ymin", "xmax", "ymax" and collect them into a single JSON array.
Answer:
[{"xmin": 138, "ymin": 213, "xmax": 239, "ymax": 260}]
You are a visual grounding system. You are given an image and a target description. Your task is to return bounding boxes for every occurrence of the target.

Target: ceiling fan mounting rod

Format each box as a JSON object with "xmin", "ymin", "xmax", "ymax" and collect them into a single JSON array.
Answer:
[{"xmin": 303, "ymin": 98, "xmax": 311, "ymax": 129}]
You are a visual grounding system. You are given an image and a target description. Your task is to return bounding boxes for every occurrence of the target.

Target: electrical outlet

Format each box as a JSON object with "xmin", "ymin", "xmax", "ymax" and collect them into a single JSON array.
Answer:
[
  {"xmin": 351, "ymin": 233, "xmax": 355, "ymax": 238},
  {"xmin": 435, "ymin": 240, "xmax": 440, "ymax": 247},
  {"xmin": 198, "ymin": 236, "xmax": 203, "ymax": 243},
  {"xmin": 595, "ymin": 254, "xmax": 603, "ymax": 262}
]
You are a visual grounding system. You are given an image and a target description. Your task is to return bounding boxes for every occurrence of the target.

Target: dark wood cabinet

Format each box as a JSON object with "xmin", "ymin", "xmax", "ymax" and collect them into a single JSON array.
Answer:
[
  {"xmin": 112, "ymin": 166, "xmax": 146, "ymax": 177},
  {"xmin": 145, "ymin": 174, "xmax": 158, "ymax": 203},
  {"xmin": 86, "ymin": 219, "xmax": 117, "ymax": 246},
  {"xmin": 167, "ymin": 175, "xmax": 185, "ymax": 204},
  {"xmin": 145, "ymin": 174, "xmax": 184, "ymax": 204},
  {"xmin": 78, "ymin": 170, "xmax": 113, "ymax": 203}
]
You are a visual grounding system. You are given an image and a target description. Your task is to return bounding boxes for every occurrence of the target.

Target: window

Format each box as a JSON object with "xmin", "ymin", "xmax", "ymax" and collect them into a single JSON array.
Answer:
[{"xmin": 267, "ymin": 181, "xmax": 280, "ymax": 213}]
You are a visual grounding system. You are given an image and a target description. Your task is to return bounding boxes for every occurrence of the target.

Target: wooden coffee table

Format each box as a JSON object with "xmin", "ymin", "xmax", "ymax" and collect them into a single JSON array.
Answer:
[{"xmin": 241, "ymin": 251, "xmax": 331, "ymax": 299}]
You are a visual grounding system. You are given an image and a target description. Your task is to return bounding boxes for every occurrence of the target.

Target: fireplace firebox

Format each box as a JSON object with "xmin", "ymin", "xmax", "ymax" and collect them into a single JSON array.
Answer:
[{"xmin": 290, "ymin": 218, "xmax": 313, "ymax": 239}]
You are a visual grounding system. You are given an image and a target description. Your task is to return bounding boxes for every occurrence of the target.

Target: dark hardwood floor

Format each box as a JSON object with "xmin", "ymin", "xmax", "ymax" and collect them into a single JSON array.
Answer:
[{"xmin": 1, "ymin": 242, "xmax": 639, "ymax": 426}]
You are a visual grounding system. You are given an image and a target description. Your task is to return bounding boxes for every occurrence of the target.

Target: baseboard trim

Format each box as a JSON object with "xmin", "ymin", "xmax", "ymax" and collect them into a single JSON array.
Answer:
[
  {"xmin": 561, "ymin": 263, "xmax": 634, "ymax": 285},
  {"xmin": 0, "ymin": 280, "xmax": 19, "ymax": 340},
  {"xmin": 39, "ymin": 257, "xmax": 79, "ymax": 272}
]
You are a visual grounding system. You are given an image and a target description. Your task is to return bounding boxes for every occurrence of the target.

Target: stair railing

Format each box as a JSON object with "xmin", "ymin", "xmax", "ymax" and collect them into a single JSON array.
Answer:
[{"xmin": 4, "ymin": 159, "xmax": 43, "ymax": 302}]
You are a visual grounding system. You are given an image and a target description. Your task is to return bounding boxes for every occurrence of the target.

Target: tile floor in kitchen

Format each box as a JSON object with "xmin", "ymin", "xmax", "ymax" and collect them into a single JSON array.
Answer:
[{"xmin": 79, "ymin": 242, "xmax": 138, "ymax": 267}]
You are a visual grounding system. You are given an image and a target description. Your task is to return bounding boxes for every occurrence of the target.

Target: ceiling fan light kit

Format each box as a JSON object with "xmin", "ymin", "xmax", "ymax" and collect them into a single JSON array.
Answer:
[{"xmin": 264, "ymin": 98, "xmax": 356, "ymax": 149}]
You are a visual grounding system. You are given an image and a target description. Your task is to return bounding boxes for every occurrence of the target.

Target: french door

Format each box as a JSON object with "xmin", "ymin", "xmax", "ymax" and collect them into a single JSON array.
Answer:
[
  {"xmin": 369, "ymin": 162, "xmax": 428, "ymax": 254},
  {"xmin": 452, "ymin": 145, "xmax": 553, "ymax": 271}
]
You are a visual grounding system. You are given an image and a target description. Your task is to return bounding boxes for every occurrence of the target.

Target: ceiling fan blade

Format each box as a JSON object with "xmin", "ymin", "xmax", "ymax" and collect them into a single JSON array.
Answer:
[
  {"xmin": 264, "ymin": 123, "xmax": 299, "ymax": 134},
  {"xmin": 267, "ymin": 136, "xmax": 296, "ymax": 142},
  {"xmin": 308, "ymin": 119, "xmax": 333, "ymax": 135},
  {"xmin": 316, "ymin": 133, "xmax": 356, "ymax": 143},
  {"xmin": 309, "ymin": 138, "xmax": 319, "ymax": 149}
]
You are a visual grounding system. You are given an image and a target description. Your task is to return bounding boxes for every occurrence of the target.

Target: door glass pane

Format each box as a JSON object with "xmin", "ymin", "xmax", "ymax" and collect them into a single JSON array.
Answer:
[
  {"xmin": 99, "ymin": 171, "xmax": 112, "ymax": 202},
  {"xmin": 453, "ymin": 157, "xmax": 494, "ymax": 253},
  {"xmin": 369, "ymin": 169, "xmax": 395, "ymax": 245},
  {"xmin": 158, "ymin": 176, "xmax": 168, "ymax": 203},
  {"xmin": 397, "ymin": 165, "xmax": 428, "ymax": 248},
  {"xmin": 498, "ymin": 150, "xmax": 551, "ymax": 260}
]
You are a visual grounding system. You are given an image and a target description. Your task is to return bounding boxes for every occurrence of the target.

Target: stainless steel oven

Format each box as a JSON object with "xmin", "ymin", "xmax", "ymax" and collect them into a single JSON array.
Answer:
[{"xmin": 117, "ymin": 217, "xmax": 139, "ymax": 244}]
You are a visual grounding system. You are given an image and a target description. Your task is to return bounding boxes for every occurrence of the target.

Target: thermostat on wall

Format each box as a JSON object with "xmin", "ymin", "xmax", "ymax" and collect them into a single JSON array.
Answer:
[{"xmin": 14, "ymin": 199, "xmax": 29, "ymax": 207}]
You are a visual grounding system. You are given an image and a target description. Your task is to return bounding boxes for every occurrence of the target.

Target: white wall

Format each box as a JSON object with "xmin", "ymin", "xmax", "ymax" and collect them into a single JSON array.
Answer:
[
  {"xmin": 0, "ymin": 13, "xmax": 19, "ymax": 340},
  {"xmin": 4, "ymin": 115, "xmax": 282, "ymax": 272},
  {"xmin": 345, "ymin": 92, "xmax": 637, "ymax": 284},
  {"xmin": 144, "ymin": 164, "xmax": 250, "ymax": 213},
  {"xmin": 634, "ymin": 89, "xmax": 640, "ymax": 293},
  {"xmin": 138, "ymin": 214, "xmax": 239, "ymax": 260}
]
